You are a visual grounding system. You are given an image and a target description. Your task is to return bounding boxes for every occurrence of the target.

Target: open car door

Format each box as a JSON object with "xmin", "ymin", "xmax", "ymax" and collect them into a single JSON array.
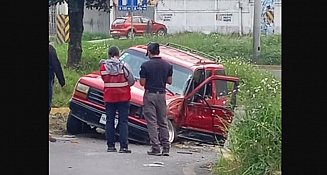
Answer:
[{"xmin": 180, "ymin": 75, "xmax": 239, "ymax": 145}]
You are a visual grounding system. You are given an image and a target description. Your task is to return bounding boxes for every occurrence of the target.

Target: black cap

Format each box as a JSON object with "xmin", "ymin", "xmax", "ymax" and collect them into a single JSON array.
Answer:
[
  {"xmin": 146, "ymin": 42, "xmax": 160, "ymax": 56},
  {"xmin": 108, "ymin": 46, "xmax": 120, "ymax": 57}
]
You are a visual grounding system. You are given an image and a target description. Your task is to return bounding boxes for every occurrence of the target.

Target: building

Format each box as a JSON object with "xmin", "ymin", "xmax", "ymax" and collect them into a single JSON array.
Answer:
[{"xmin": 49, "ymin": 0, "xmax": 281, "ymax": 36}]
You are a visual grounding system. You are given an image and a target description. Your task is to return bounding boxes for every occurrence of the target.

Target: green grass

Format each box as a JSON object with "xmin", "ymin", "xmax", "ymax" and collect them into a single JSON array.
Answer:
[
  {"xmin": 213, "ymin": 59, "xmax": 281, "ymax": 174},
  {"xmin": 82, "ymin": 32, "xmax": 109, "ymax": 41},
  {"xmin": 52, "ymin": 32, "xmax": 281, "ymax": 174}
]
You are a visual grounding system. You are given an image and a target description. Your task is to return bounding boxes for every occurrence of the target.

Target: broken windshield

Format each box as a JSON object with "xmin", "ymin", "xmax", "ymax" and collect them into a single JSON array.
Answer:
[{"xmin": 120, "ymin": 49, "xmax": 192, "ymax": 95}]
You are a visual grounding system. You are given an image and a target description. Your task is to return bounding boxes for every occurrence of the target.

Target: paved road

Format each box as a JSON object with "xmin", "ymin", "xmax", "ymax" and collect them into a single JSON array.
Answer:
[{"xmin": 49, "ymin": 135, "xmax": 221, "ymax": 175}]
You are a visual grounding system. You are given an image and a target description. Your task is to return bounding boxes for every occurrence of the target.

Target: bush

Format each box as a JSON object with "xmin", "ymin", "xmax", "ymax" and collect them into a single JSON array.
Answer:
[{"xmin": 213, "ymin": 58, "xmax": 281, "ymax": 174}]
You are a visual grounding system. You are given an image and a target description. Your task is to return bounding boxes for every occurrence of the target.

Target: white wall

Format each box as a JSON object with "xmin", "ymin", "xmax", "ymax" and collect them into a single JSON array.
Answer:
[
  {"xmin": 83, "ymin": 6, "xmax": 113, "ymax": 34},
  {"xmin": 155, "ymin": 0, "xmax": 281, "ymax": 35}
]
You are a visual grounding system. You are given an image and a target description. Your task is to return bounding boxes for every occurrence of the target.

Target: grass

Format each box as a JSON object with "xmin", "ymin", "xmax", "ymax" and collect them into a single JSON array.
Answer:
[
  {"xmin": 52, "ymin": 32, "xmax": 281, "ymax": 174},
  {"xmin": 213, "ymin": 59, "xmax": 281, "ymax": 174}
]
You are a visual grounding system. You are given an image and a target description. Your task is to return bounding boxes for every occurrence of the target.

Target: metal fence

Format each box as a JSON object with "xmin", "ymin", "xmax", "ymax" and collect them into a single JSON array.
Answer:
[{"xmin": 49, "ymin": 5, "xmax": 56, "ymax": 36}]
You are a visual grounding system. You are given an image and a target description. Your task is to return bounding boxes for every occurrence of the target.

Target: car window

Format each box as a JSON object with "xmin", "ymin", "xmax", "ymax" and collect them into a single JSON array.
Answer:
[
  {"xmin": 141, "ymin": 17, "xmax": 150, "ymax": 23},
  {"xmin": 113, "ymin": 18, "xmax": 126, "ymax": 24},
  {"xmin": 132, "ymin": 17, "xmax": 141, "ymax": 23},
  {"xmin": 120, "ymin": 50, "xmax": 148, "ymax": 80},
  {"xmin": 166, "ymin": 64, "xmax": 192, "ymax": 95}
]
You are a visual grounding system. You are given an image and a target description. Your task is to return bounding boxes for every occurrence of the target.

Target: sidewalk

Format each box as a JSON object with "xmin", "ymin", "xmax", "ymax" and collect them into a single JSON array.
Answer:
[{"xmin": 254, "ymin": 65, "xmax": 281, "ymax": 70}]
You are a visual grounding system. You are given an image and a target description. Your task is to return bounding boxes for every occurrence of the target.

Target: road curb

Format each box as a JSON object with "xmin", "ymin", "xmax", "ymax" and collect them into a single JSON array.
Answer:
[{"xmin": 254, "ymin": 65, "xmax": 281, "ymax": 70}]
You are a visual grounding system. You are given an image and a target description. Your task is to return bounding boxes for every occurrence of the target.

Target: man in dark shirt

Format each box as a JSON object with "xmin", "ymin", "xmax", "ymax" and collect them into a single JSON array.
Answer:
[
  {"xmin": 49, "ymin": 43, "xmax": 65, "ymax": 142},
  {"xmin": 139, "ymin": 42, "xmax": 173, "ymax": 156}
]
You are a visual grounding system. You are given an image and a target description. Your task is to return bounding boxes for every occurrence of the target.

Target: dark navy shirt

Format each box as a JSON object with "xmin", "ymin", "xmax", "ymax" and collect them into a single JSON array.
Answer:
[{"xmin": 139, "ymin": 57, "xmax": 173, "ymax": 92}]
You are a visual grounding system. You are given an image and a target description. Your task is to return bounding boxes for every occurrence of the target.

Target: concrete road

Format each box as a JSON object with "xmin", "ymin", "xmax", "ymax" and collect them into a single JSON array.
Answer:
[{"xmin": 49, "ymin": 135, "xmax": 221, "ymax": 175}]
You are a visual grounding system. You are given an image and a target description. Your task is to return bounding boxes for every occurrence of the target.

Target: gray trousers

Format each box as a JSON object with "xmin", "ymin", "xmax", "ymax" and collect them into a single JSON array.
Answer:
[{"xmin": 143, "ymin": 92, "xmax": 170, "ymax": 150}]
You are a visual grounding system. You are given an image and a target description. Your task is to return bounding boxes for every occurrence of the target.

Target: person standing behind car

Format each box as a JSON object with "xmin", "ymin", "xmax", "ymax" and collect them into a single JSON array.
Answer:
[
  {"xmin": 139, "ymin": 42, "xmax": 173, "ymax": 156},
  {"xmin": 99, "ymin": 46, "xmax": 135, "ymax": 153},
  {"xmin": 49, "ymin": 43, "xmax": 65, "ymax": 142}
]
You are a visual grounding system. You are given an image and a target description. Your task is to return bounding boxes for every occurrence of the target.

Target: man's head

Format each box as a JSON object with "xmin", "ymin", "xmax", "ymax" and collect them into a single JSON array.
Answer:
[
  {"xmin": 146, "ymin": 42, "xmax": 160, "ymax": 58},
  {"xmin": 108, "ymin": 46, "xmax": 120, "ymax": 58}
]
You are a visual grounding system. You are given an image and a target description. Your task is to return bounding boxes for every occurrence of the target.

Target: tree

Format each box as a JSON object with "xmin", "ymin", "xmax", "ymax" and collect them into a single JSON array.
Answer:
[{"xmin": 49, "ymin": 0, "xmax": 110, "ymax": 68}]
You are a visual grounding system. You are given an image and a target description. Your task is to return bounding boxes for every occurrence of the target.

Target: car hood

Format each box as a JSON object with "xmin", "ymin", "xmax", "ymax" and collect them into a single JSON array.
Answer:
[{"xmin": 79, "ymin": 71, "xmax": 178, "ymax": 105}]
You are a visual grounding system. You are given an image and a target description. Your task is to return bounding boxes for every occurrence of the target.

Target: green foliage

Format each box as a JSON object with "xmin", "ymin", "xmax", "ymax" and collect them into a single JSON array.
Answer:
[
  {"xmin": 82, "ymin": 32, "xmax": 109, "ymax": 41},
  {"xmin": 214, "ymin": 59, "xmax": 281, "ymax": 174}
]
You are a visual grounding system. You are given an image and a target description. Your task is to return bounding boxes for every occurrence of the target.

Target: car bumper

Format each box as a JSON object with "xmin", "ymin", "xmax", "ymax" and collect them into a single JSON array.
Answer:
[
  {"xmin": 110, "ymin": 30, "xmax": 128, "ymax": 37},
  {"xmin": 69, "ymin": 99, "xmax": 150, "ymax": 144}
]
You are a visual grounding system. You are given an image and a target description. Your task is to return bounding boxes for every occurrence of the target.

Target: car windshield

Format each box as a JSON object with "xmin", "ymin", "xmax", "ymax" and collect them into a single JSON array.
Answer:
[{"xmin": 120, "ymin": 49, "xmax": 192, "ymax": 95}]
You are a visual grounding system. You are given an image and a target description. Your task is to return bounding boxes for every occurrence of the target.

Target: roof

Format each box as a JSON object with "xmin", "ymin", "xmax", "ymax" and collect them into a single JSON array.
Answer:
[{"xmin": 130, "ymin": 44, "xmax": 224, "ymax": 71}]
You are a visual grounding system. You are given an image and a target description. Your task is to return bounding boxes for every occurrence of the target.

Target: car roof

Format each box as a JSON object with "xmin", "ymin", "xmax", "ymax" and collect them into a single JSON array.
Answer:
[{"xmin": 129, "ymin": 45, "xmax": 224, "ymax": 71}]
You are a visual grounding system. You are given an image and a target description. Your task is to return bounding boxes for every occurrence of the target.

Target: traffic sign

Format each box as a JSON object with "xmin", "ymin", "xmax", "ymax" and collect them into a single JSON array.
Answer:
[{"xmin": 118, "ymin": 0, "xmax": 147, "ymax": 11}]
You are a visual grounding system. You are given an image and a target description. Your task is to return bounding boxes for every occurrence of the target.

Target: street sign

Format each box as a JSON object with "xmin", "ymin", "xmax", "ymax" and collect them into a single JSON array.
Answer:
[{"xmin": 118, "ymin": 0, "xmax": 147, "ymax": 11}]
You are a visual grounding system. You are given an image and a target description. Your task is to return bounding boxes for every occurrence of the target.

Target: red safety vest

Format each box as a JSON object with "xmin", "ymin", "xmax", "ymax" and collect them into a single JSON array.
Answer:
[{"xmin": 100, "ymin": 64, "xmax": 131, "ymax": 103}]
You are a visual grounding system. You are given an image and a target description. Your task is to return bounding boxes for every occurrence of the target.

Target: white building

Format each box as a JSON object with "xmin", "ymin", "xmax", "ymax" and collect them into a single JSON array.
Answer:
[{"xmin": 49, "ymin": 0, "xmax": 281, "ymax": 36}]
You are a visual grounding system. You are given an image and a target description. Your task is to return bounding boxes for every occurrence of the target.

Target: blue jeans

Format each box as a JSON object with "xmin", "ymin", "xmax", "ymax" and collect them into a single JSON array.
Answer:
[{"xmin": 105, "ymin": 101, "xmax": 130, "ymax": 149}]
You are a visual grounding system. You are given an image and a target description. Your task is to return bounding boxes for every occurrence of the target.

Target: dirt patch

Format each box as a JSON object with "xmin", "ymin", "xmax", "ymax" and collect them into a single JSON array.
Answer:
[{"xmin": 49, "ymin": 113, "xmax": 69, "ymax": 135}]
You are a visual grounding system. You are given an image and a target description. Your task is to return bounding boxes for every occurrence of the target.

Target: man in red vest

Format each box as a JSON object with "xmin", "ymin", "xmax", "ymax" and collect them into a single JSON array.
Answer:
[{"xmin": 100, "ymin": 46, "xmax": 135, "ymax": 153}]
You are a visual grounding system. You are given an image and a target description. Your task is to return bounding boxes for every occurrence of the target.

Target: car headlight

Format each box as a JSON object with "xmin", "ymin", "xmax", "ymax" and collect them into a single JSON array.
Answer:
[{"xmin": 75, "ymin": 82, "xmax": 90, "ymax": 94}]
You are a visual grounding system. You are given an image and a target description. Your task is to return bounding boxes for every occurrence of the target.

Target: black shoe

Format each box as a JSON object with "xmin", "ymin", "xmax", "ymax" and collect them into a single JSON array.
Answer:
[
  {"xmin": 119, "ymin": 148, "xmax": 132, "ymax": 153},
  {"xmin": 107, "ymin": 147, "xmax": 117, "ymax": 152},
  {"xmin": 162, "ymin": 148, "xmax": 169, "ymax": 156},
  {"xmin": 147, "ymin": 148, "xmax": 161, "ymax": 156}
]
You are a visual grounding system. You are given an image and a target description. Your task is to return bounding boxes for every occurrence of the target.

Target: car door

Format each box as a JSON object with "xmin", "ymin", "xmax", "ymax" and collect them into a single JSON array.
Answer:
[
  {"xmin": 131, "ymin": 17, "xmax": 143, "ymax": 35},
  {"xmin": 140, "ymin": 17, "xmax": 152, "ymax": 34},
  {"xmin": 182, "ymin": 75, "xmax": 239, "ymax": 138}
]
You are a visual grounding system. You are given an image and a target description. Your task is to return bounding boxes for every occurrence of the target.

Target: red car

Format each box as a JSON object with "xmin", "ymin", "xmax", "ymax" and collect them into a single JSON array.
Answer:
[
  {"xmin": 110, "ymin": 16, "xmax": 167, "ymax": 38},
  {"xmin": 67, "ymin": 43, "xmax": 239, "ymax": 146}
]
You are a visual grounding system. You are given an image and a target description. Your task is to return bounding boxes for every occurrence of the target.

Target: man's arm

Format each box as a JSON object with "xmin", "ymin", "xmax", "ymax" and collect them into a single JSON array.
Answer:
[
  {"xmin": 140, "ymin": 78, "xmax": 146, "ymax": 86},
  {"xmin": 166, "ymin": 64, "xmax": 173, "ymax": 85},
  {"xmin": 139, "ymin": 64, "xmax": 147, "ymax": 87},
  {"xmin": 166, "ymin": 76, "xmax": 172, "ymax": 85},
  {"xmin": 50, "ymin": 45, "xmax": 65, "ymax": 87}
]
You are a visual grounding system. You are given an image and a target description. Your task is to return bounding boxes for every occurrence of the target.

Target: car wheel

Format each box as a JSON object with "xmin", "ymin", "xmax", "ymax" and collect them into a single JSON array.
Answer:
[
  {"xmin": 167, "ymin": 119, "xmax": 177, "ymax": 143},
  {"xmin": 157, "ymin": 29, "xmax": 166, "ymax": 36},
  {"xmin": 66, "ymin": 112, "xmax": 92, "ymax": 135}
]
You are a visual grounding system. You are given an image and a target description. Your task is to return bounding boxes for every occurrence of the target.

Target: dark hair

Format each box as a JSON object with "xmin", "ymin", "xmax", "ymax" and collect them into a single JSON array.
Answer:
[
  {"xmin": 146, "ymin": 42, "xmax": 160, "ymax": 56},
  {"xmin": 108, "ymin": 46, "xmax": 120, "ymax": 57}
]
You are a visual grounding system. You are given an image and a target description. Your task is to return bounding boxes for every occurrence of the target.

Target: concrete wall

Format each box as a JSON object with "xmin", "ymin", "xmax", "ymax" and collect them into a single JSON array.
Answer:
[
  {"xmin": 155, "ymin": 0, "xmax": 281, "ymax": 35},
  {"xmin": 83, "ymin": 6, "xmax": 112, "ymax": 34}
]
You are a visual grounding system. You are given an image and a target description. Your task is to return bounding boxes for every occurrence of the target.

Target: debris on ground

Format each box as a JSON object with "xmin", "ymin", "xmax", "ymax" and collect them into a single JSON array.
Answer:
[
  {"xmin": 70, "ymin": 140, "xmax": 79, "ymax": 144},
  {"xmin": 199, "ymin": 162, "xmax": 213, "ymax": 171},
  {"xmin": 153, "ymin": 161, "xmax": 164, "ymax": 165},
  {"xmin": 49, "ymin": 135, "xmax": 57, "ymax": 142},
  {"xmin": 143, "ymin": 163, "xmax": 164, "ymax": 167},
  {"xmin": 177, "ymin": 151, "xmax": 193, "ymax": 154},
  {"xmin": 63, "ymin": 135, "xmax": 76, "ymax": 138}
]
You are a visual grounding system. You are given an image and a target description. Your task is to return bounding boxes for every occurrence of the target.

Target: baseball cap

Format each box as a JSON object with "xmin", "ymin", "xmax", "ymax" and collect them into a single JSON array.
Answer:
[{"xmin": 146, "ymin": 42, "xmax": 160, "ymax": 56}]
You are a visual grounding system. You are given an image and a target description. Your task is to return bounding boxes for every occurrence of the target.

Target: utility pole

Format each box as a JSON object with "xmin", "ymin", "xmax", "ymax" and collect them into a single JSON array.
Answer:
[
  {"xmin": 253, "ymin": 0, "xmax": 261, "ymax": 63},
  {"xmin": 130, "ymin": 0, "xmax": 134, "ymax": 39}
]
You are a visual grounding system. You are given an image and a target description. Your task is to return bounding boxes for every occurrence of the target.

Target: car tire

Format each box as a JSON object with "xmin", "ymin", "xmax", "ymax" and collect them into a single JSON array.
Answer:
[
  {"xmin": 167, "ymin": 119, "xmax": 177, "ymax": 143},
  {"xmin": 66, "ymin": 112, "xmax": 92, "ymax": 135},
  {"xmin": 157, "ymin": 29, "xmax": 166, "ymax": 36}
]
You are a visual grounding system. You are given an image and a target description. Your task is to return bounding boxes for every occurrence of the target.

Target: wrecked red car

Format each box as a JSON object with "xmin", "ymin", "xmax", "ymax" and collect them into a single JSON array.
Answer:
[{"xmin": 67, "ymin": 43, "xmax": 239, "ymax": 146}]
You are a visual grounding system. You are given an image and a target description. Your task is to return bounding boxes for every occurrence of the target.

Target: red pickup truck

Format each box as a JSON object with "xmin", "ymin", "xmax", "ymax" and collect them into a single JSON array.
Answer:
[{"xmin": 67, "ymin": 43, "xmax": 239, "ymax": 146}]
